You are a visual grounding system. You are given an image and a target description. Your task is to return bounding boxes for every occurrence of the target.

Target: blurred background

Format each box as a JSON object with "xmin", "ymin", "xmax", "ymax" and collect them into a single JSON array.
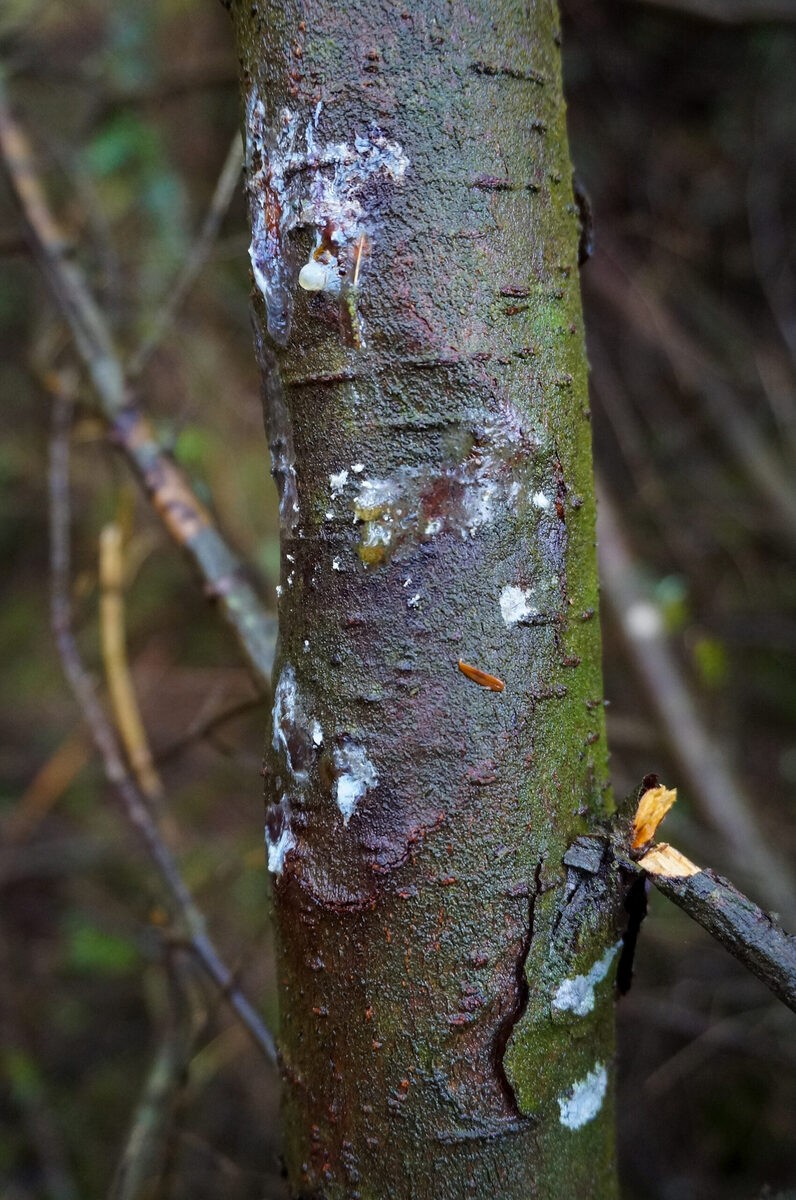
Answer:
[{"xmin": 0, "ymin": 0, "xmax": 794, "ymax": 1196}]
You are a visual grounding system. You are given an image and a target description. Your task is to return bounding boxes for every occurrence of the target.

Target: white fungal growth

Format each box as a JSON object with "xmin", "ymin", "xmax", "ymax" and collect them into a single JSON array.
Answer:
[
  {"xmin": 330, "ymin": 469, "xmax": 349, "ymax": 496},
  {"xmin": 558, "ymin": 1063, "xmax": 608, "ymax": 1130},
  {"xmin": 337, "ymin": 403, "xmax": 542, "ymax": 565},
  {"xmin": 354, "ymin": 477, "xmax": 396, "ymax": 517},
  {"xmin": 552, "ymin": 942, "xmax": 621, "ymax": 1017},
  {"xmin": 272, "ymin": 667, "xmax": 298, "ymax": 758},
  {"xmin": 499, "ymin": 585, "xmax": 538, "ymax": 626},
  {"xmin": 265, "ymin": 825, "xmax": 296, "ymax": 875},
  {"xmin": 245, "ymin": 88, "xmax": 409, "ymax": 341},
  {"xmin": 352, "ymin": 460, "xmax": 527, "ymax": 565},
  {"xmin": 332, "ymin": 557, "xmax": 342, "ymax": 571},
  {"xmin": 272, "ymin": 664, "xmax": 323, "ymax": 780},
  {"xmin": 352, "ymin": 462, "xmax": 365, "ymax": 473},
  {"xmin": 263, "ymin": 369, "xmax": 299, "ymax": 533},
  {"xmin": 532, "ymin": 491, "xmax": 551, "ymax": 509},
  {"xmin": 360, "ymin": 522, "xmax": 392, "ymax": 556},
  {"xmin": 333, "ymin": 743, "xmax": 377, "ymax": 825}
]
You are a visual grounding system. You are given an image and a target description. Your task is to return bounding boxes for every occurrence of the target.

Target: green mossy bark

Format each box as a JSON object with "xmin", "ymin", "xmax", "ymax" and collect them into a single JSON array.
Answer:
[{"xmin": 231, "ymin": 0, "xmax": 623, "ymax": 1194}]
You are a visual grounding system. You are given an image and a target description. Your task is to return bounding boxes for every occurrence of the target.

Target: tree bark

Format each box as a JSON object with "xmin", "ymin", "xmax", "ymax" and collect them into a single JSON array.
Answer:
[{"xmin": 230, "ymin": 0, "xmax": 624, "ymax": 1194}]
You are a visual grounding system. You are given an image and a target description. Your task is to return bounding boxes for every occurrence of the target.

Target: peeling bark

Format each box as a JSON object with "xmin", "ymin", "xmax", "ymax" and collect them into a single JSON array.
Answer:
[{"xmin": 230, "ymin": 0, "xmax": 623, "ymax": 1194}]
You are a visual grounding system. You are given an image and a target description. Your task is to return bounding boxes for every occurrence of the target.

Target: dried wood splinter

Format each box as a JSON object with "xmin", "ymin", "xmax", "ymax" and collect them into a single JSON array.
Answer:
[
  {"xmin": 631, "ymin": 784, "xmax": 677, "ymax": 852},
  {"xmin": 631, "ymin": 783, "xmax": 701, "ymax": 877}
]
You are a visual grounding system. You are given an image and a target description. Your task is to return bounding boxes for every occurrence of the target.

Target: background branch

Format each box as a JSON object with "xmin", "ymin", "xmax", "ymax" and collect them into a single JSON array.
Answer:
[
  {"xmin": 108, "ymin": 957, "xmax": 196, "ymax": 1200},
  {"xmin": 129, "ymin": 131, "xmax": 244, "ymax": 377},
  {"xmin": 47, "ymin": 375, "xmax": 276, "ymax": 1065},
  {"xmin": 597, "ymin": 483, "xmax": 795, "ymax": 918},
  {"xmin": 0, "ymin": 84, "xmax": 275, "ymax": 690},
  {"xmin": 99, "ymin": 522, "xmax": 163, "ymax": 801}
]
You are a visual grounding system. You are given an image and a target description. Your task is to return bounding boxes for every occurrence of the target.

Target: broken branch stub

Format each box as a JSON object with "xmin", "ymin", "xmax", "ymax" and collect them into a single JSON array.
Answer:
[{"xmin": 629, "ymin": 780, "xmax": 796, "ymax": 1012}]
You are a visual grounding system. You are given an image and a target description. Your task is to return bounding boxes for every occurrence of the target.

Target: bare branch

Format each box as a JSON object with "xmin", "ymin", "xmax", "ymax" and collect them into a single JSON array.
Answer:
[
  {"xmin": 590, "ymin": 250, "xmax": 796, "ymax": 552},
  {"xmin": 109, "ymin": 960, "xmax": 195, "ymax": 1200},
  {"xmin": 156, "ymin": 695, "xmax": 268, "ymax": 766},
  {"xmin": 4, "ymin": 727, "xmax": 90, "ymax": 844},
  {"xmin": 647, "ymin": 864, "xmax": 796, "ymax": 1013},
  {"xmin": 617, "ymin": 784, "xmax": 796, "ymax": 1013},
  {"xmin": 0, "ymin": 83, "xmax": 275, "ymax": 690},
  {"xmin": 47, "ymin": 376, "xmax": 276, "ymax": 1065}
]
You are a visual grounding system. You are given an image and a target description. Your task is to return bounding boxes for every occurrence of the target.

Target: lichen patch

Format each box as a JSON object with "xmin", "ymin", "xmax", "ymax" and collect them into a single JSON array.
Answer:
[
  {"xmin": 499, "ymin": 585, "xmax": 538, "ymax": 626},
  {"xmin": 557, "ymin": 1063, "xmax": 608, "ymax": 1130},
  {"xmin": 552, "ymin": 942, "xmax": 621, "ymax": 1017}
]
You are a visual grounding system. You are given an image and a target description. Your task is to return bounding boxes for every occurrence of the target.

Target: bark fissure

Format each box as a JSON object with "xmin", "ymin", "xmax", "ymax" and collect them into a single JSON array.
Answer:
[{"xmin": 493, "ymin": 860, "xmax": 544, "ymax": 1117}]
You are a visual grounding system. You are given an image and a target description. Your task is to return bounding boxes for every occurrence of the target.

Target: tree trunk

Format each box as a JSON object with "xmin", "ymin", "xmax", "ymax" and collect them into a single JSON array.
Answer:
[{"xmin": 230, "ymin": 0, "xmax": 624, "ymax": 1193}]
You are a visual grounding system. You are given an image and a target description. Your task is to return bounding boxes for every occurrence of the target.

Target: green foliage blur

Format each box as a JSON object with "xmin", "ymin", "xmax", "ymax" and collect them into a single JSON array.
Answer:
[{"xmin": 0, "ymin": 0, "xmax": 794, "ymax": 1197}]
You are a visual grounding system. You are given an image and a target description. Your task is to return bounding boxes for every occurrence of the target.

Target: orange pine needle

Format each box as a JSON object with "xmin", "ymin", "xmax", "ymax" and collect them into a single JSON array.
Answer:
[{"xmin": 457, "ymin": 659, "xmax": 504, "ymax": 691}]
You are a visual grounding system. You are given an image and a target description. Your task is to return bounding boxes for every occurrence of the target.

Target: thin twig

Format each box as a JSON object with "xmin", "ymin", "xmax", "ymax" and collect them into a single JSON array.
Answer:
[
  {"xmin": 0, "ymin": 84, "xmax": 276, "ymax": 690},
  {"xmin": 109, "ymin": 958, "xmax": 195, "ymax": 1200},
  {"xmin": 129, "ymin": 132, "xmax": 244, "ymax": 377},
  {"xmin": 590, "ymin": 249, "xmax": 796, "ymax": 550},
  {"xmin": 47, "ymin": 379, "xmax": 276, "ymax": 1065},
  {"xmin": 156, "ymin": 694, "xmax": 268, "ymax": 766}
]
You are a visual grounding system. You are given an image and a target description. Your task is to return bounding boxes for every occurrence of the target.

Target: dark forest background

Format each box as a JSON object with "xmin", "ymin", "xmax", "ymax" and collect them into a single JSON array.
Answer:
[{"xmin": 1, "ymin": 1, "xmax": 794, "ymax": 1196}]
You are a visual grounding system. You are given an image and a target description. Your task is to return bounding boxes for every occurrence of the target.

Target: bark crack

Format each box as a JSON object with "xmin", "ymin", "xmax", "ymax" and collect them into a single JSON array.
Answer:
[{"xmin": 493, "ymin": 859, "xmax": 543, "ymax": 1116}]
